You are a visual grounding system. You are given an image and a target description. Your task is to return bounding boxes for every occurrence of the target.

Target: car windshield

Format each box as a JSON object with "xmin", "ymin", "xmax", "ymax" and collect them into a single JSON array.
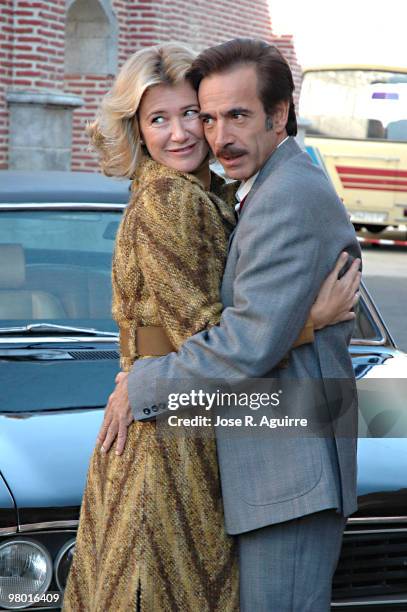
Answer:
[{"xmin": 0, "ymin": 209, "xmax": 122, "ymax": 334}]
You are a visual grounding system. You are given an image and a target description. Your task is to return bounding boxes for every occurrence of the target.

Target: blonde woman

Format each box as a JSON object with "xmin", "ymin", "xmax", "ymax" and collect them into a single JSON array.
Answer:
[{"xmin": 62, "ymin": 44, "xmax": 360, "ymax": 612}]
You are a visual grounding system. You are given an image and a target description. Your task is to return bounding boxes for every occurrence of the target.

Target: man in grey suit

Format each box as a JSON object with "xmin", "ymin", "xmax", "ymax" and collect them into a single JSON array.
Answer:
[{"xmin": 102, "ymin": 39, "xmax": 361, "ymax": 610}]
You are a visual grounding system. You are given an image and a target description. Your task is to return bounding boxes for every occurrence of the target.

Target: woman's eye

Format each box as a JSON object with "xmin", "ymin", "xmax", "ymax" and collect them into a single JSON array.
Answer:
[
  {"xmin": 151, "ymin": 116, "xmax": 165, "ymax": 124},
  {"xmin": 184, "ymin": 109, "xmax": 199, "ymax": 118}
]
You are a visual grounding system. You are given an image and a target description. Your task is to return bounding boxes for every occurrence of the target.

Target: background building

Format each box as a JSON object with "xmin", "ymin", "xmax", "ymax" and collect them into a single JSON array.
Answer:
[{"xmin": 0, "ymin": 0, "xmax": 302, "ymax": 171}]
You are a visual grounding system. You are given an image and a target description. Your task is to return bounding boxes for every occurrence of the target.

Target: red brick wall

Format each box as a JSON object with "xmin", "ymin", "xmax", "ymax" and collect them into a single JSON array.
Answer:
[
  {"xmin": 271, "ymin": 34, "xmax": 302, "ymax": 106},
  {"xmin": 0, "ymin": 0, "xmax": 66, "ymax": 169},
  {"xmin": 66, "ymin": 74, "xmax": 113, "ymax": 172},
  {"xmin": 0, "ymin": 0, "xmax": 301, "ymax": 171},
  {"xmin": 0, "ymin": 0, "xmax": 14, "ymax": 169}
]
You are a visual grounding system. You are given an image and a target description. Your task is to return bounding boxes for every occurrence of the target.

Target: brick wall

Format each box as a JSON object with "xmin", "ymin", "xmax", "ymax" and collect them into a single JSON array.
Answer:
[
  {"xmin": 0, "ymin": 0, "xmax": 66, "ymax": 169},
  {"xmin": 0, "ymin": 0, "xmax": 14, "ymax": 169},
  {"xmin": 0, "ymin": 0, "xmax": 302, "ymax": 171}
]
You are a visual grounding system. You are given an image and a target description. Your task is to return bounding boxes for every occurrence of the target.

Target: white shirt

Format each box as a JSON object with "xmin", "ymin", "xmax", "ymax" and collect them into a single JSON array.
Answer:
[{"xmin": 235, "ymin": 135, "xmax": 290, "ymax": 214}]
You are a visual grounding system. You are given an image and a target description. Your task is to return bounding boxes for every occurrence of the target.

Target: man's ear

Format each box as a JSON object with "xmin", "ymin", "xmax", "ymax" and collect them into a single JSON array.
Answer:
[{"xmin": 272, "ymin": 100, "xmax": 290, "ymax": 134}]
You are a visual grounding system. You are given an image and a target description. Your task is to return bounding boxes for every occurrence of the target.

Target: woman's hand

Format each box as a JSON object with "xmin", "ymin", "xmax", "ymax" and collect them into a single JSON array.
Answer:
[{"xmin": 311, "ymin": 252, "xmax": 361, "ymax": 330}]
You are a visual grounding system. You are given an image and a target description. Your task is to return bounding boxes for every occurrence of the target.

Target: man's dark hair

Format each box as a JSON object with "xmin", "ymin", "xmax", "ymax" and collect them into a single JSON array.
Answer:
[{"xmin": 188, "ymin": 38, "xmax": 297, "ymax": 136}]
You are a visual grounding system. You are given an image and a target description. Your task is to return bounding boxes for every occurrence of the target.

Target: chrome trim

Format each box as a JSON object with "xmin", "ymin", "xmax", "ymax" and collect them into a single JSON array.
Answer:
[
  {"xmin": 345, "ymin": 528, "xmax": 407, "ymax": 535},
  {"xmin": 347, "ymin": 516, "xmax": 407, "ymax": 524},
  {"xmin": 19, "ymin": 520, "xmax": 79, "ymax": 532},
  {"xmin": 0, "ymin": 525, "xmax": 18, "ymax": 535},
  {"xmin": 0, "ymin": 203, "xmax": 126, "ymax": 210},
  {"xmin": 54, "ymin": 538, "xmax": 76, "ymax": 592},
  {"xmin": 332, "ymin": 598, "xmax": 407, "ymax": 607},
  {"xmin": 0, "ymin": 336, "xmax": 119, "ymax": 345},
  {"xmin": 351, "ymin": 337, "xmax": 387, "ymax": 346}
]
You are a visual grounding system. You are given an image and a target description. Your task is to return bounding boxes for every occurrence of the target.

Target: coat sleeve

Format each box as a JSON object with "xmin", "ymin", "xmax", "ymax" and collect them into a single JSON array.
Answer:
[{"xmin": 131, "ymin": 177, "xmax": 226, "ymax": 351}]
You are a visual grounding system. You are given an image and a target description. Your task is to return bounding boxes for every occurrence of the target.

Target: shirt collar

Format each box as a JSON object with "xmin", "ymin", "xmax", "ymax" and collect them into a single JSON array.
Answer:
[
  {"xmin": 235, "ymin": 135, "xmax": 290, "ymax": 205},
  {"xmin": 235, "ymin": 171, "xmax": 259, "ymax": 204}
]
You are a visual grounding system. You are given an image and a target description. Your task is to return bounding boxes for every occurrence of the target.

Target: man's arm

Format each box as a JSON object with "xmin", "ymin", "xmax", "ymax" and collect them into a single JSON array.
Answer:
[{"xmin": 129, "ymin": 179, "xmax": 358, "ymax": 419}]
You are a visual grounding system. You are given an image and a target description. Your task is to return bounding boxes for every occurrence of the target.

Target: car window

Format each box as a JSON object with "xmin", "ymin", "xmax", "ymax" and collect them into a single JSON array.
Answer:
[
  {"xmin": 352, "ymin": 298, "xmax": 383, "ymax": 342},
  {"xmin": 0, "ymin": 210, "xmax": 122, "ymax": 333}
]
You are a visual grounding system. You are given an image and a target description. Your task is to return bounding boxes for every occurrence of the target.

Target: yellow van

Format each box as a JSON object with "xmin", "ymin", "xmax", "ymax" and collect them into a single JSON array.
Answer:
[{"xmin": 300, "ymin": 66, "xmax": 407, "ymax": 232}]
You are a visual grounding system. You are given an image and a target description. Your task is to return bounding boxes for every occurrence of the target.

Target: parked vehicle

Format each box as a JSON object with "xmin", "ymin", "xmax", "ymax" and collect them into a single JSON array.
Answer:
[
  {"xmin": 0, "ymin": 171, "xmax": 406, "ymax": 610},
  {"xmin": 300, "ymin": 65, "xmax": 407, "ymax": 233}
]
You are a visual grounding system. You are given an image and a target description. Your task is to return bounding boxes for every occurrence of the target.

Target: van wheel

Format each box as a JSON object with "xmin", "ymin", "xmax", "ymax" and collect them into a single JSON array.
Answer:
[
  {"xmin": 365, "ymin": 225, "xmax": 386, "ymax": 234},
  {"xmin": 352, "ymin": 223, "xmax": 362, "ymax": 232}
]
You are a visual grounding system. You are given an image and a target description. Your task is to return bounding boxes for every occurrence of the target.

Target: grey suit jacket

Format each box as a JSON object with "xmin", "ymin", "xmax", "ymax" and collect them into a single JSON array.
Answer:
[{"xmin": 128, "ymin": 137, "xmax": 361, "ymax": 534}]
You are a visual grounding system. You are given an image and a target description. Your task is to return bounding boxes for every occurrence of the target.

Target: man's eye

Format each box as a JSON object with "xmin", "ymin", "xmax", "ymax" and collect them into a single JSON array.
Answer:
[
  {"xmin": 202, "ymin": 117, "xmax": 214, "ymax": 125},
  {"xmin": 233, "ymin": 113, "xmax": 244, "ymax": 120},
  {"xmin": 151, "ymin": 116, "xmax": 165, "ymax": 124},
  {"xmin": 184, "ymin": 109, "xmax": 199, "ymax": 117}
]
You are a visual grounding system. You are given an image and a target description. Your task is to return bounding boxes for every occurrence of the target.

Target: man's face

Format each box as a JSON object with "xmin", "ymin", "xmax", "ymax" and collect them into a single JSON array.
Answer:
[{"xmin": 198, "ymin": 64, "xmax": 289, "ymax": 180}]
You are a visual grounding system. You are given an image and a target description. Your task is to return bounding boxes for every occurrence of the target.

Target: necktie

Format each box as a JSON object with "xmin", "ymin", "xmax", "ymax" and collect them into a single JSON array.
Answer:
[{"xmin": 236, "ymin": 195, "xmax": 247, "ymax": 217}]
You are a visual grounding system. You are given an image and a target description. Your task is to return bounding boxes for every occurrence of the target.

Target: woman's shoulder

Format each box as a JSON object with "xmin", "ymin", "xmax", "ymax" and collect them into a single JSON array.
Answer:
[
  {"xmin": 127, "ymin": 156, "xmax": 235, "ymax": 230},
  {"xmin": 129, "ymin": 157, "xmax": 204, "ymax": 207}
]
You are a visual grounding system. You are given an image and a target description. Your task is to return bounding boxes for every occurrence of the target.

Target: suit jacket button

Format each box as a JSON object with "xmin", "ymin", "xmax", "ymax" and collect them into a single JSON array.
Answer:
[
  {"xmin": 159, "ymin": 403, "xmax": 166, "ymax": 410},
  {"xmin": 143, "ymin": 408, "xmax": 151, "ymax": 415},
  {"xmin": 152, "ymin": 405, "xmax": 158, "ymax": 412}
]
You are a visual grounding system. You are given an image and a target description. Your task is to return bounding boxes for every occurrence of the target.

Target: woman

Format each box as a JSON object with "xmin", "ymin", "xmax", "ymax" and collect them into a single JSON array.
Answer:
[{"xmin": 62, "ymin": 44, "xmax": 360, "ymax": 612}]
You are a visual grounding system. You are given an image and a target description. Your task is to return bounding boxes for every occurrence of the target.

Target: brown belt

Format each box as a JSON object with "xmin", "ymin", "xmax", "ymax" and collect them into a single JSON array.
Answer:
[
  {"xmin": 120, "ymin": 325, "xmax": 290, "ymax": 366},
  {"xmin": 120, "ymin": 326, "xmax": 175, "ymax": 357}
]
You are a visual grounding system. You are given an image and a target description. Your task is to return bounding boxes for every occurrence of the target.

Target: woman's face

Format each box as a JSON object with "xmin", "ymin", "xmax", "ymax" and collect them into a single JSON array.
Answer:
[{"xmin": 138, "ymin": 80, "xmax": 209, "ymax": 173}]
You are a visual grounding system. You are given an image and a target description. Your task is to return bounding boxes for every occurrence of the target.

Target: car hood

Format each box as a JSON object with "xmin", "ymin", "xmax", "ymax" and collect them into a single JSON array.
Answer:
[
  {"xmin": 0, "ymin": 408, "xmax": 104, "ymax": 520},
  {"xmin": 352, "ymin": 346, "xmax": 407, "ymax": 516},
  {"xmin": 0, "ymin": 355, "xmax": 118, "ymax": 526},
  {"xmin": 357, "ymin": 438, "xmax": 407, "ymax": 515}
]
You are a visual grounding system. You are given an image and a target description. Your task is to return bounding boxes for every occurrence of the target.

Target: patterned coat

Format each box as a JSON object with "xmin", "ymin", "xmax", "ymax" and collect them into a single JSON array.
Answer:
[{"xmin": 62, "ymin": 156, "xmax": 239, "ymax": 612}]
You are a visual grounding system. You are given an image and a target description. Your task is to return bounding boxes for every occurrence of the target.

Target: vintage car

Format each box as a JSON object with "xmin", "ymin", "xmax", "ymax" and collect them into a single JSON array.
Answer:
[{"xmin": 0, "ymin": 171, "xmax": 406, "ymax": 611}]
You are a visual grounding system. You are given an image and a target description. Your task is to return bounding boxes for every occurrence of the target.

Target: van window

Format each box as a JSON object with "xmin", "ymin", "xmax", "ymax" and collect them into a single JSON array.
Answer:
[{"xmin": 300, "ymin": 69, "xmax": 407, "ymax": 142}]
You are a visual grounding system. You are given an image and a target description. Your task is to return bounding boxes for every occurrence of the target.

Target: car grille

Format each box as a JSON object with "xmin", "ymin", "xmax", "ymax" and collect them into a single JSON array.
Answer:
[{"xmin": 332, "ymin": 521, "xmax": 407, "ymax": 601}]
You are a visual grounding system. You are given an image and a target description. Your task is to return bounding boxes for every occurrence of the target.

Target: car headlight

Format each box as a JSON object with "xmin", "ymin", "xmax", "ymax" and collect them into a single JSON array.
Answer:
[
  {"xmin": 54, "ymin": 538, "xmax": 75, "ymax": 592},
  {"xmin": 0, "ymin": 540, "xmax": 52, "ymax": 610}
]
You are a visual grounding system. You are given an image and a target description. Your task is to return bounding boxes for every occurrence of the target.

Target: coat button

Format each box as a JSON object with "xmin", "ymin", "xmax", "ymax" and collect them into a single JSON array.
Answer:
[
  {"xmin": 159, "ymin": 403, "xmax": 166, "ymax": 410},
  {"xmin": 152, "ymin": 405, "xmax": 158, "ymax": 412},
  {"xmin": 143, "ymin": 408, "xmax": 151, "ymax": 415}
]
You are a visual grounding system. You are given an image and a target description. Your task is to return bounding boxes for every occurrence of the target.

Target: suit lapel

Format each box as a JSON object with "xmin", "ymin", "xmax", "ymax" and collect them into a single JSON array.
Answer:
[{"xmin": 237, "ymin": 137, "xmax": 303, "ymax": 220}]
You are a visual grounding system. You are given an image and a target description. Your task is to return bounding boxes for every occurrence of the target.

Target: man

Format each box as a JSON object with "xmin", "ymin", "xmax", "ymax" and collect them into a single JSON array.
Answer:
[{"xmin": 101, "ymin": 39, "xmax": 361, "ymax": 610}]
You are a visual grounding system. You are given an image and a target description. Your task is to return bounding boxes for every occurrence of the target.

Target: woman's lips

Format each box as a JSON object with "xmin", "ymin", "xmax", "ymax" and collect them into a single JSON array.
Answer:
[{"xmin": 168, "ymin": 143, "xmax": 197, "ymax": 155}]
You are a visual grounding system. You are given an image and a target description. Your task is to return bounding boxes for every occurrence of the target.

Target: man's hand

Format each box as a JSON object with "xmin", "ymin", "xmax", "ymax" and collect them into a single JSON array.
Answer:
[
  {"xmin": 311, "ymin": 251, "xmax": 361, "ymax": 330},
  {"xmin": 97, "ymin": 371, "xmax": 133, "ymax": 456}
]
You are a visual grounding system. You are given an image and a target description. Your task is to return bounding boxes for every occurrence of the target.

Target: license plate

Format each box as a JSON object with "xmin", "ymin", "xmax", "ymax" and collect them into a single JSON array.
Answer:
[{"xmin": 350, "ymin": 211, "xmax": 388, "ymax": 223}]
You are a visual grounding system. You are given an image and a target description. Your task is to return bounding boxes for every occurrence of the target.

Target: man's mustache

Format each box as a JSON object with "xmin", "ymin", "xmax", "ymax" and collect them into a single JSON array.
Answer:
[{"xmin": 215, "ymin": 145, "xmax": 247, "ymax": 160}]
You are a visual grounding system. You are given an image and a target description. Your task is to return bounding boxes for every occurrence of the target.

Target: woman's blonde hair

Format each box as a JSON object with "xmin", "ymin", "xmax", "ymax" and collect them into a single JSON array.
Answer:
[{"xmin": 87, "ymin": 43, "xmax": 196, "ymax": 177}]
